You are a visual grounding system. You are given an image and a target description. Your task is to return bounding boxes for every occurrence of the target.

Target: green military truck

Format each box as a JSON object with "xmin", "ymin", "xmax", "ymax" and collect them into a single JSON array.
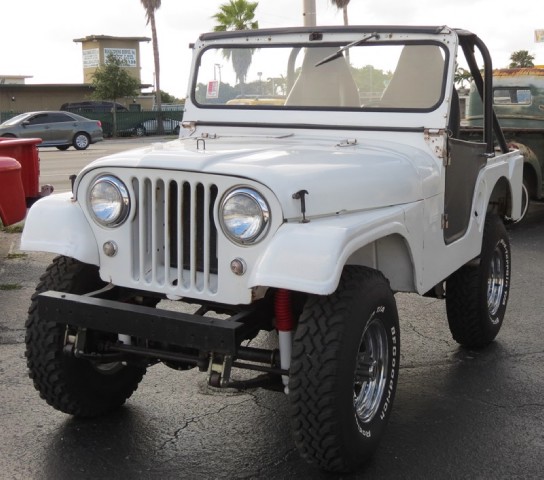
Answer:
[{"xmin": 465, "ymin": 67, "xmax": 544, "ymax": 220}]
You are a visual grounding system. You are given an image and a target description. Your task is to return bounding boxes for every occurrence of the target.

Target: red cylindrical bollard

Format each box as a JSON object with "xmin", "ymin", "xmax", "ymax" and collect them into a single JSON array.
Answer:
[
  {"xmin": 0, "ymin": 156, "xmax": 27, "ymax": 226},
  {"xmin": 0, "ymin": 138, "xmax": 42, "ymax": 201}
]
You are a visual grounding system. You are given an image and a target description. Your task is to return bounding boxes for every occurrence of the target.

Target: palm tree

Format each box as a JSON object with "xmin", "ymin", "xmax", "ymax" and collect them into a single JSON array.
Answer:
[
  {"xmin": 212, "ymin": 0, "xmax": 259, "ymax": 86},
  {"xmin": 213, "ymin": 0, "xmax": 258, "ymax": 31},
  {"xmin": 454, "ymin": 67, "xmax": 472, "ymax": 92},
  {"xmin": 509, "ymin": 50, "xmax": 535, "ymax": 68},
  {"xmin": 140, "ymin": 0, "xmax": 162, "ymax": 117},
  {"xmin": 331, "ymin": 0, "xmax": 350, "ymax": 26}
]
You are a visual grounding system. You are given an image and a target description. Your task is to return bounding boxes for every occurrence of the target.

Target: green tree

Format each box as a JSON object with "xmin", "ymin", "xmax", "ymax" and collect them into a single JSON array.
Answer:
[
  {"xmin": 160, "ymin": 90, "xmax": 179, "ymax": 104},
  {"xmin": 212, "ymin": 0, "xmax": 259, "ymax": 85},
  {"xmin": 92, "ymin": 54, "xmax": 140, "ymax": 136},
  {"xmin": 213, "ymin": 0, "xmax": 258, "ymax": 31},
  {"xmin": 351, "ymin": 65, "xmax": 392, "ymax": 103},
  {"xmin": 454, "ymin": 67, "xmax": 472, "ymax": 90},
  {"xmin": 140, "ymin": 0, "xmax": 163, "ymax": 132},
  {"xmin": 509, "ymin": 50, "xmax": 535, "ymax": 68}
]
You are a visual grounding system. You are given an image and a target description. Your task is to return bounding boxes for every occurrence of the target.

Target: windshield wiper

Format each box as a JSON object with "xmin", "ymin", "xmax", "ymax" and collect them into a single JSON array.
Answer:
[{"xmin": 314, "ymin": 32, "xmax": 381, "ymax": 67}]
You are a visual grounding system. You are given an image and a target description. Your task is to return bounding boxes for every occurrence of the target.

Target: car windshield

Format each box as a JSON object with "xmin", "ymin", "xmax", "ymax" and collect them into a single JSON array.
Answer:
[
  {"xmin": 194, "ymin": 42, "xmax": 447, "ymax": 110},
  {"xmin": 0, "ymin": 113, "xmax": 30, "ymax": 126}
]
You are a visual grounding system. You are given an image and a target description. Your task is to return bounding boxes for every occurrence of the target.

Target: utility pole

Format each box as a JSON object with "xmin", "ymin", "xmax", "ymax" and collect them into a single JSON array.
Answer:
[{"xmin": 303, "ymin": 0, "xmax": 316, "ymax": 27}]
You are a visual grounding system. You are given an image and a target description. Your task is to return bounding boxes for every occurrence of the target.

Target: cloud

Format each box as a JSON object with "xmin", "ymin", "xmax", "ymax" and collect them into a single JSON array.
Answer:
[{"xmin": 3, "ymin": 0, "xmax": 543, "ymax": 99}]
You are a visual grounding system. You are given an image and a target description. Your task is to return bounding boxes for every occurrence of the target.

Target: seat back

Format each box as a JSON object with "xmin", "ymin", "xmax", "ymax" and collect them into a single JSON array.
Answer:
[
  {"xmin": 286, "ymin": 47, "xmax": 360, "ymax": 107},
  {"xmin": 381, "ymin": 45, "xmax": 445, "ymax": 108}
]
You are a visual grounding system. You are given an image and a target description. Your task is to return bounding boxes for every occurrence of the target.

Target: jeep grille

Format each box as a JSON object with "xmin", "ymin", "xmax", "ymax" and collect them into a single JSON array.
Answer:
[{"xmin": 131, "ymin": 176, "xmax": 219, "ymax": 294}]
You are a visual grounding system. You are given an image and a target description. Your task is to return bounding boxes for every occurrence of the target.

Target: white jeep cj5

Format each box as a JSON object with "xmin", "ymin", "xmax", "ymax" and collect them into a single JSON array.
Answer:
[{"xmin": 22, "ymin": 25, "xmax": 522, "ymax": 472}]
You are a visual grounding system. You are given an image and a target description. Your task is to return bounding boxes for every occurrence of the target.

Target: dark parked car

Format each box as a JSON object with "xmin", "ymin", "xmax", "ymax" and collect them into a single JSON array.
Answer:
[
  {"xmin": 60, "ymin": 101, "xmax": 128, "ymax": 113},
  {"xmin": 0, "ymin": 111, "xmax": 103, "ymax": 150},
  {"xmin": 135, "ymin": 118, "xmax": 181, "ymax": 136}
]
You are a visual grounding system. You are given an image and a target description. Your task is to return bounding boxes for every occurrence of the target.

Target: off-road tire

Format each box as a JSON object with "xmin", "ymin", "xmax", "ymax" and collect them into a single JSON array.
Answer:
[
  {"xmin": 25, "ymin": 256, "xmax": 146, "ymax": 417},
  {"xmin": 289, "ymin": 266, "xmax": 400, "ymax": 472},
  {"xmin": 446, "ymin": 214, "xmax": 511, "ymax": 347}
]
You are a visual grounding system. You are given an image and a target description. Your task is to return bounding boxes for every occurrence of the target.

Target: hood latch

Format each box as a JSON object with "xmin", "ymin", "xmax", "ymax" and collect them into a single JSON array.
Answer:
[{"xmin": 292, "ymin": 190, "xmax": 309, "ymax": 223}]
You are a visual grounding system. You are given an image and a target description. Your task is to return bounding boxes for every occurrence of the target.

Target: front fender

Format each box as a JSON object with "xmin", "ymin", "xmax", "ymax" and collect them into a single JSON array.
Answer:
[
  {"xmin": 21, "ymin": 192, "xmax": 99, "ymax": 265},
  {"xmin": 249, "ymin": 204, "xmax": 420, "ymax": 296}
]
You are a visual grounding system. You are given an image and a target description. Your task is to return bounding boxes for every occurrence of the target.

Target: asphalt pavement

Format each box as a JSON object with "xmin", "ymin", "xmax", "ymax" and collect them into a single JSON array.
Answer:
[{"xmin": 0, "ymin": 202, "xmax": 543, "ymax": 479}]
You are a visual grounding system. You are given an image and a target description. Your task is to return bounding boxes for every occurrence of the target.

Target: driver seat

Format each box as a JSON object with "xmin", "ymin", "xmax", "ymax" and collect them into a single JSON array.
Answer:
[{"xmin": 286, "ymin": 47, "xmax": 360, "ymax": 107}]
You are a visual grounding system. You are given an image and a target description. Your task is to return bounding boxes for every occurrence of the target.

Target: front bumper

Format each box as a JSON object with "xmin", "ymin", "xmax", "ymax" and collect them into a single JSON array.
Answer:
[{"xmin": 39, "ymin": 291, "xmax": 259, "ymax": 355}]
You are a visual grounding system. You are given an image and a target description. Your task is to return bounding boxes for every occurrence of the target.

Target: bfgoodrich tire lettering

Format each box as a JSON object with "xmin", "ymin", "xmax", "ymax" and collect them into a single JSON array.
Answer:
[
  {"xmin": 25, "ymin": 255, "xmax": 146, "ymax": 417},
  {"xmin": 289, "ymin": 266, "xmax": 400, "ymax": 472},
  {"xmin": 446, "ymin": 214, "xmax": 511, "ymax": 347}
]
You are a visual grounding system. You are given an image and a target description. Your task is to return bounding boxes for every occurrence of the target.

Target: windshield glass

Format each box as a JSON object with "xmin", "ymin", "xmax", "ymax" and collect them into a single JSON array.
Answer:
[
  {"xmin": 194, "ymin": 42, "xmax": 447, "ymax": 110},
  {"xmin": 0, "ymin": 113, "xmax": 29, "ymax": 126}
]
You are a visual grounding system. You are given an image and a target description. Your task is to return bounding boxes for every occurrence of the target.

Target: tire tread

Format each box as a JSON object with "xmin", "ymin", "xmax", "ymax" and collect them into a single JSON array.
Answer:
[
  {"xmin": 289, "ymin": 266, "xmax": 396, "ymax": 472},
  {"xmin": 25, "ymin": 256, "xmax": 145, "ymax": 417}
]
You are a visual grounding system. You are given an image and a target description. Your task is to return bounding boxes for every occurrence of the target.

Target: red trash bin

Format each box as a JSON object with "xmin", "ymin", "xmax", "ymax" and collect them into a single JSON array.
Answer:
[
  {"xmin": 0, "ymin": 156, "xmax": 27, "ymax": 226},
  {"xmin": 0, "ymin": 137, "xmax": 42, "ymax": 203}
]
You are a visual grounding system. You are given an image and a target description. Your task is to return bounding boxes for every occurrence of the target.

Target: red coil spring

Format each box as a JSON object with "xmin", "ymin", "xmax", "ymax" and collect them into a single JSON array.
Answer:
[{"xmin": 274, "ymin": 289, "xmax": 293, "ymax": 332}]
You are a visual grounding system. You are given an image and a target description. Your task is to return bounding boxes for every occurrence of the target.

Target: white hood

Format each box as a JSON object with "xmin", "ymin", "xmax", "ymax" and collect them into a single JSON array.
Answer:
[{"xmin": 80, "ymin": 133, "xmax": 440, "ymax": 218}]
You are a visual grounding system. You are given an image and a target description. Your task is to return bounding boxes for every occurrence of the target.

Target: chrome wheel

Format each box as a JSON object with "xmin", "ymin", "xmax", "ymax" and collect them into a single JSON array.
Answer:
[
  {"xmin": 354, "ymin": 317, "xmax": 389, "ymax": 424},
  {"xmin": 289, "ymin": 266, "xmax": 399, "ymax": 471},
  {"xmin": 134, "ymin": 125, "xmax": 146, "ymax": 137},
  {"xmin": 512, "ymin": 182, "xmax": 529, "ymax": 224},
  {"xmin": 446, "ymin": 214, "xmax": 510, "ymax": 347},
  {"xmin": 487, "ymin": 246, "xmax": 505, "ymax": 317}
]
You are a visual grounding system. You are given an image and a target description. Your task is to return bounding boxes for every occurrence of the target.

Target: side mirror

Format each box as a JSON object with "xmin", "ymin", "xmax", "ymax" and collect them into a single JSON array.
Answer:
[{"xmin": 22, "ymin": 120, "xmax": 30, "ymax": 127}]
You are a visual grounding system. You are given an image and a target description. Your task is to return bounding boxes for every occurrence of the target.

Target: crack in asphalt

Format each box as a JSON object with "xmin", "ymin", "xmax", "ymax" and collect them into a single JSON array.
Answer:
[
  {"xmin": 158, "ymin": 396, "xmax": 253, "ymax": 451},
  {"xmin": 245, "ymin": 390, "xmax": 282, "ymax": 416}
]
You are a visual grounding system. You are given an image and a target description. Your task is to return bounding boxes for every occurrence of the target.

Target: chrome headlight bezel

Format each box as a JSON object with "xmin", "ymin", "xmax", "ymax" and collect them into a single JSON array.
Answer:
[
  {"xmin": 88, "ymin": 175, "xmax": 130, "ymax": 228},
  {"xmin": 219, "ymin": 187, "xmax": 271, "ymax": 245}
]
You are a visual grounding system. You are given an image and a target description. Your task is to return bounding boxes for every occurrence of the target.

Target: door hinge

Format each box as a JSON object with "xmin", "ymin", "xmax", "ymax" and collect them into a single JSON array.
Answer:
[
  {"xmin": 424, "ymin": 128, "xmax": 446, "ymax": 159},
  {"xmin": 424, "ymin": 128, "xmax": 445, "ymax": 139}
]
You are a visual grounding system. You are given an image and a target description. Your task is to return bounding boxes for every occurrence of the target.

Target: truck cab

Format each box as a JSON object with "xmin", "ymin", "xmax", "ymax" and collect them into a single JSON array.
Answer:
[{"xmin": 465, "ymin": 66, "xmax": 544, "ymax": 219}]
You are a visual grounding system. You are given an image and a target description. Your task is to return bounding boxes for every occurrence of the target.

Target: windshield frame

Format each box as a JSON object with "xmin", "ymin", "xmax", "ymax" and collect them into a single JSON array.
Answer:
[{"xmin": 191, "ymin": 38, "xmax": 449, "ymax": 113}]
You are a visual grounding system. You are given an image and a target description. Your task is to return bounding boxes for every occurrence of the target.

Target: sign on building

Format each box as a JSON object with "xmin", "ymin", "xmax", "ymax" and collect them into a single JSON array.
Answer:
[
  {"xmin": 104, "ymin": 48, "xmax": 137, "ymax": 67},
  {"xmin": 82, "ymin": 48, "xmax": 100, "ymax": 68}
]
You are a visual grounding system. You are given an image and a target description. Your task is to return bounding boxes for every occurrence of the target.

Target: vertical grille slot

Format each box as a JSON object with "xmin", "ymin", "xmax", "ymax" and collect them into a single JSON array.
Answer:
[{"xmin": 132, "ymin": 175, "xmax": 218, "ymax": 294}]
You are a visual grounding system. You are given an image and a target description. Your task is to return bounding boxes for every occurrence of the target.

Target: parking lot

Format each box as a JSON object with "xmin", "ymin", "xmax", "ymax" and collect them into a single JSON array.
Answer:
[{"xmin": 0, "ymin": 139, "xmax": 543, "ymax": 479}]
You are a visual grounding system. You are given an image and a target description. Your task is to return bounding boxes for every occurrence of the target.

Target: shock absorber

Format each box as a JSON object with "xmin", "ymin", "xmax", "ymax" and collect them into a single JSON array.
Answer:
[{"xmin": 275, "ymin": 289, "xmax": 294, "ymax": 394}]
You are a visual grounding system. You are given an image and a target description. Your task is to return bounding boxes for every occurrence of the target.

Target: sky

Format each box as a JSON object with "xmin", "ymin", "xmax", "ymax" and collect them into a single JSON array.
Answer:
[{"xmin": 3, "ymin": 0, "xmax": 543, "ymax": 99}]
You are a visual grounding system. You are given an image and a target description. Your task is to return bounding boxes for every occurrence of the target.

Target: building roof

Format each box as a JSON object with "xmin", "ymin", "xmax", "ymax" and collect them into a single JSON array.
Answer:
[
  {"xmin": 0, "ymin": 83, "xmax": 153, "ymax": 90},
  {"xmin": 0, "ymin": 83, "xmax": 94, "ymax": 89},
  {"xmin": 494, "ymin": 67, "xmax": 544, "ymax": 77},
  {"xmin": 73, "ymin": 35, "xmax": 151, "ymax": 43},
  {"xmin": 0, "ymin": 75, "xmax": 33, "ymax": 81}
]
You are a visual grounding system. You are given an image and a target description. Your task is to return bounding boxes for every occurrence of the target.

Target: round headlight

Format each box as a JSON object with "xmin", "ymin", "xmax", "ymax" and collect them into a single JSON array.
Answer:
[
  {"xmin": 88, "ymin": 175, "xmax": 130, "ymax": 227},
  {"xmin": 220, "ymin": 188, "xmax": 270, "ymax": 244}
]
